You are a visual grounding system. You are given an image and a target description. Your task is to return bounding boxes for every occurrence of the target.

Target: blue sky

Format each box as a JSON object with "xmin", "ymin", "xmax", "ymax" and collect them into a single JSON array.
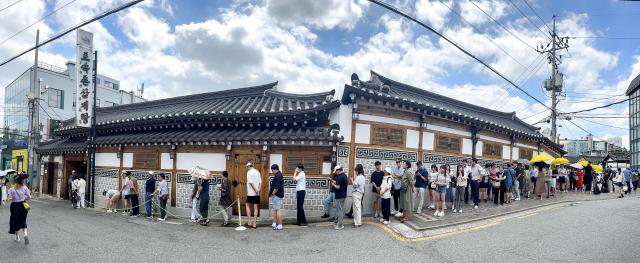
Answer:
[{"xmin": 1, "ymin": 0, "xmax": 640, "ymax": 147}]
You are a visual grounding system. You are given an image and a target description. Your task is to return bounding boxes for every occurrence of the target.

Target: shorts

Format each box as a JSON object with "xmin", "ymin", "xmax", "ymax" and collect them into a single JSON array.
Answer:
[
  {"xmin": 480, "ymin": 182, "xmax": 490, "ymax": 189},
  {"xmin": 124, "ymin": 194, "xmax": 135, "ymax": 200},
  {"xmin": 270, "ymin": 196, "xmax": 282, "ymax": 209},
  {"xmin": 436, "ymin": 186, "xmax": 447, "ymax": 193},
  {"xmin": 428, "ymin": 184, "xmax": 436, "ymax": 190},
  {"xmin": 615, "ymin": 182, "xmax": 623, "ymax": 187},
  {"xmin": 247, "ymin": 196, "xmax": 261, "ymax": 204}
]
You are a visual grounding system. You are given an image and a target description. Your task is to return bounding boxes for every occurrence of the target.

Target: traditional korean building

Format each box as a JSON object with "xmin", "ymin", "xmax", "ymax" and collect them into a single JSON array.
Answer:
[{"xmin": 36, "ymin": 82, "xmax": 342, "ymax": 215}]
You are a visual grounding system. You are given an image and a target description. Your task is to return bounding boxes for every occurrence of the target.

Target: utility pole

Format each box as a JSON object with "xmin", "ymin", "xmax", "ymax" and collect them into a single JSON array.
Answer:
[
  {"xmin": 537, "ymin": 15, "xmax": 569, "ymax": 144},
  {"xmin": 88, "ymin": 50, "xmax": 98, "ymax": 207},
  {"xmin": 27, "ymin": 29, "xmax": 40, "ymax": 191}
]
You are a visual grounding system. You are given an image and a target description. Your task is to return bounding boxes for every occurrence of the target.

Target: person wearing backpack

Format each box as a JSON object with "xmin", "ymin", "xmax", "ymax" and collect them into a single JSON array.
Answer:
[
  {"xmin": 374, "ymin": 167, "xmax": 393, "ymax": 225},
  {"xmin": 129, "ymin": 175, "xmax": 140, "ymax": 217},
  {"xmin": 153, "ymin": 173, "xmax": 169, "ymax": 221}
]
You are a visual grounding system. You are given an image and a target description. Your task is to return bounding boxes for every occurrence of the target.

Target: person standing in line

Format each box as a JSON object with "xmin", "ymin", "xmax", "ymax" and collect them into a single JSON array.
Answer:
[
  {"xmin": 245, "ymin": 161, "xmax": 262, "ymax": 229},
  {"xmin": 321, "ymin": 166, "xmax": 342, "ymax": 219},
  {"xmin": 513, "ymin": 162, "xmax": 523, "ymax": 201},
  {"xmin": 391, "ymin": 158, "xmax": 404, "ymax": 216},
  {"xmin": 533, "ymin": 164, "xmax": 547, "ymax": 200},
  {"xmin": 352, "ymin": 164, "xmax": 365, "ymax": 227},
  {"xmin": 454, "ymin": 165, "xmax": 467, "ymax": 213},
  {"xmin": 370, "ymin": 162, "xmax": 385, "ymax": 218},
  {"xmin": 550, "ymin": 166, "xmax": 558, "ymax": 196},
  {"xmin": 218, "ymin": 171, "xmax": 232, "ymax": 227},
  {"xmin": 374, "ymin": 167, "xmax": 393, "ymax": 225},
  {"xmin": 463, "ymin": 160, "xmax": 471, "ymax": 204},
  {"xmin": 427, "ymin": 164, "xmax": 438, "ymax": 210},
  {"xmin": 559, "ymin": 165, "xmax": 568, "ymax": 192},
  {"xmin": 103, "ymin": 189, "xmax": 120, "ymax": 213},
  {"xmin": 445, "ymin": 164, "xmax": 455, "ymax": 210},
  {"xmin": 523, "ymin": 165, "xmax": 532, "ymax": 198},
  {"xmin": 584, "ymin": 163, "xmax": 593, "ymax": 193},
  {"xmin": 77, "ymin": 175, "xmax": 87, "ymax": 208},
  {"xmin": 194, "ymin": 177, "xmax": 210, "ymax": 225},
  {"xmin": 6, "ymin": 175, "xmax": 31, "ymax": 245},
  {"xmin": 576, "ymin": 168, "xmax": 584, "ymax": 191},
  {"xmin": 482, "ymin": 164, "xmax": 496, "ymax": 203},
  {"xmin": 269, "ymin": 165, "xmax": 284, "ymax": 230},
  {"xmin": 331, "ymin": 166, "xmax": 348, "ymax": 230},
  {"xmin": 614, "ymin": 169, "xmax": 625, "ymax": 198},
  {"xmin": 623, "ymin": 168, "xmax": 633, "ymax": 195},
  {"xmin": 120, "ymin": 172, "xmax": 132, "ymax": 215},
  {"xmin": 433, "ymin": 165, "xmax": 449, "ymax": 217},
  {"xmin": 145, "ymin": 172, "xmax": 156, "ymax": 219},
  {"xmin": 504, "ymin": 162, "xmax": 515, "ymax": 204},
  {"xmin": 569, "ymin": 167, "xmax": 577, "ymax": 191},
  {"xmin": 129, "ymin": 174, "xmax": 140, "ymax": 217},
  {"xmin": 399, "ymin": 160, "xmax": 415, "ymax": 223},
  {"xmin": 468, "ymin": 158, "xmax": 481, "ymax": 209},
  {"xmin": 491, "ymin": 165, "xmax": 506, "ymax": 205},
  {"xmin": 190, "ymin": 178, "xmax": 202, "ymax": 223},
  {"xmin": 68, "ymin": 170, "xmax": 77, "ymax": 207},
  {"xmin": 153, "ymin": 174, "xmax": 169, "ymax": 221},
  {"xmin": 293, "ymin": 163, "xmax": 307, "ymax": 226},
  {"xmin": 632, "ymin": 170, "xmax": 639, "ymax": 192},
  {"xmin": 413, "ymin": 161, "xmax": 428, "ymax": 214},
  {"xmin": 546, "ymin": 166, "xmax": 555, "ymax": 198}
]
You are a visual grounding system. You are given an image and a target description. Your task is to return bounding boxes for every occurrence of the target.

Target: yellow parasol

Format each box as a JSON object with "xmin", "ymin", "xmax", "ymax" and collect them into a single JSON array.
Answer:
[
  {"xmin": 578, "ymin": 160, "xmax": 589, "ymax": 167},
  {"xmin": 552, "ymin": 157, "xmax": 569, "ymax": 166},
  {"xmin": 591, "ymin": 164, "xmax": 603, "ymax": 172},
  {"xmin": 530, "ymin": 154, "xmax": 553, "ymax": 164}
]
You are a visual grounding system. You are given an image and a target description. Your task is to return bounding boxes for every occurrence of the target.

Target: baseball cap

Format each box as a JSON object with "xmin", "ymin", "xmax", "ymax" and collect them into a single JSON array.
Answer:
[
  {"xmin": 384, "ymin": 167, "xmax": 392, "ymax": 174},
  {"xmin": 333, "ymin": 165, "xmax": 343, "ymax": 172}
]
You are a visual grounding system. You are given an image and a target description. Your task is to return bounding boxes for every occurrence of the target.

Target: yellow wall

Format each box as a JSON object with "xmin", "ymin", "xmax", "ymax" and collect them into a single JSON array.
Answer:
[{"xmin": 11, "ymin": 149, "xmax": 27, "ymax": 173}]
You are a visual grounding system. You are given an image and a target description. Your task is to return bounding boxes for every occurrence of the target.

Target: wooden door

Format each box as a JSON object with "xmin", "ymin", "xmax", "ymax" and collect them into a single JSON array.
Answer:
[
  {"xmin": 52, "ymin": 163, "xmax": 58, "ymax": 196},
  {"xmin": 233, "ymin": 154, "xmax": 261, "ymax": 215}
]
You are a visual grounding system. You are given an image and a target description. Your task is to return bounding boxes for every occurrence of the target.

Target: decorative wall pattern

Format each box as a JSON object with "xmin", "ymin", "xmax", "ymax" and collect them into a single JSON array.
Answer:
[
  {"xmin": 96, "ymin": 169, "xmax": 119, "ymax": 178},
  {"xmin": 175, "ymin": 173, "xmax": 224, "ymax": 213},
  {"xmin": 268, "ymin": 176, "xmax": 329, "ymax": 211},
  {"xmin": 422, "ymin": 153, "xmax": 494, "ymax": 166},
  {"xmin": 355, "ymin": 147, "xmax": 417, "ymax": 162},
  {"xmin": 269, "ymin": 176, "xmax": 329, "ymax": 189},
  {"xmin": 337, "ymin": 146, "xmax": 349, "ymax": 157}
]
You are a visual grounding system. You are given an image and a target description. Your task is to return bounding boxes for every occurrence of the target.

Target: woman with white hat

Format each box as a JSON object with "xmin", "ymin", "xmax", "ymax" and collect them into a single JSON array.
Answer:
[{"xmin": 373, "ymin": 167, "xmax": 394, "ymax": 225}]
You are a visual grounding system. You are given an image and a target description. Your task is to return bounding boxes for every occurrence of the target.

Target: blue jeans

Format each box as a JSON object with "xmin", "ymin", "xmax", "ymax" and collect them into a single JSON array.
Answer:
[
  {"xmin": 470, "ymin": 180, "xmax": 480, "ymax": 206},
  {"xmin": 322, "ymin": 192, "xmax": 337, "ymax": 215},
  {"xmin": 145, "ymin": 192, "xmax": 153, "ymax": 217}
]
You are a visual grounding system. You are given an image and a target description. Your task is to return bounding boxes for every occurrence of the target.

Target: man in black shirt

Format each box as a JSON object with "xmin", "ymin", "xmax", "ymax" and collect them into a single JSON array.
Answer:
[
  {"xmin": 331, "ymin": 169, "xmax": 348, "ymax": 230},
  {"xmin": 584, "ymin": 163, "xmax": 593, "ymax": 192},
  {"xmin": 370, "ymin": 161, "xmax": 385, "ymax": 218},
  {"xmin": 269, "ymin": 164, "xmax": 284, "ymax": 230}
]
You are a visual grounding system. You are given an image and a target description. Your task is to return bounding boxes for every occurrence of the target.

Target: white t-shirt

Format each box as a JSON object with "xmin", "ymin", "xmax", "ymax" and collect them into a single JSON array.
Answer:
[
  {"xmin": 246, "ymin": 168, "xmax": 262, "ymax": 196},
  {"xmin": 295, "ymin": 171, "xmax": 306, "ymax": 191},
  {"xmin": 381, "ymin": 175, "xmax": 393, "ymax": 199},
  {"xmin": 77, "ymin": 179, "xmax": 86, "ymax": 193},
  {"xmin": 469, "ymin": 164, "xmax": 481, "ymax": 181},
  {"xmin": 122, "ymin": 177, "xmax": 131, "ymax": 195}
]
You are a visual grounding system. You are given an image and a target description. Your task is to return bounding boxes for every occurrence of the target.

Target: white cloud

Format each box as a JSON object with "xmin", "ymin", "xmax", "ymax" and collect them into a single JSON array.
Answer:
[
  {"xmin": 415, "ymin": 0, "xmax": 451, "ymax": 30},
  {"xmin": 265, "ymin": 0, "xmax": 368, "ymax": 30},
  {"xmin": 458, "ymin": 0, "xmax": 508, "ymax": 25}
]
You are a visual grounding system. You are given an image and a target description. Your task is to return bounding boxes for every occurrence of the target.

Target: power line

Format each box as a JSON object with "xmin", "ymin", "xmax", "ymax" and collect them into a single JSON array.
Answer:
[
  {"xmin": 0, "ymin": 0, "xmax": 78, "ymax": 47},
  {"xmin": 488, "ymin": 53, "xmax": 545, "ymax": 110},
  {"xmin": 507, "ymin": 0, "xmax": 551, "ymax": 40},
  {"xmin": 0, "ymin": 0, "xmax": 145, "ymax": 68},
  {"xmin": 438, "ymin": 0, "xmax": 528, "ymax": 70},
  {"xmin": 572, "ymin": 36, "xmax": 640, "ymax": 40},
  {"xmin": 521, "ymin": 109, "xmax": 549, "ymax": 119},
  {"xmin": 0, "ymin": 0, "xmax": 22, "ymax": 13},
  {"xmin": 567, "ymin": 119, "xmax": 606, "ymax": 141},
  {"xmin": 467, "ymin": 0, "xmax": 537, "ymax": 51},
  {"xmin": 562, "ymin": 98, "xmax": 629, "ymax": 115},
  {"xmin": 574, "ymin": 117, "xmax": 628, "ymax": 130},
  {"xmin": 368, "ymin": 0, "xmax": 552, "ymax": 111},
  {"xmin": 521, "ymin": 0, "xmax": 552, "ymax": 33}
]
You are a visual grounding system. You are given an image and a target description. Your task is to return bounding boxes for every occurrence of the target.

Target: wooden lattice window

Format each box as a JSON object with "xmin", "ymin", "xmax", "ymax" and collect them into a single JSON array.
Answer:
[
  {"xmin": 133, "ymin": 152, "xmax": 158, "ymax": 169},
  {"xmin": 372, "ymin": 125, "xmax": 405, "ymax": 147},
  {"xmin": 519, "ymin": 148, "xmax": 534, "ymax": 161},
  {"xmin": 483, "ymin": 142, "xmax": 503, "ymax": 159},
  {"xmin": 436, "ymin": 133, "xmax": 461, "ymax": 154},
  {"xmin": 285, "ymin": 155, "xmax": 320, "ymax": 174}
]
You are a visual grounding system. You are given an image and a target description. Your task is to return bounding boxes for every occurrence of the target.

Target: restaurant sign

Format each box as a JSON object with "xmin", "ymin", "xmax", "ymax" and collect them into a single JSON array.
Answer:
[{"xmin": 75, "ymin": 29, "xmax": 94, "ymax": 127}]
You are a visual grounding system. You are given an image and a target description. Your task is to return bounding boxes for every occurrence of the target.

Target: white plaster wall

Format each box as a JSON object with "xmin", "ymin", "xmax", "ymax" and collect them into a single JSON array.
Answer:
[
  {"xmin": 422, "ymin": 132, "xmax": 434, "ymax": 150},
  {"xmin": 475, "ymin": 141, "xmax": 483, "ymax": 157},
  {"xmin": 328, "ymin": 105, "xmax": 352, "ymax": 143},
  {"xmin": 322, "ymin": 162, "xmax": 332, "ymax": 175},
  {"xmin": 122, "ymin": 153, "xmax": 133, "ymax": 168},
  {"xmin": 54, "ymin": 155, "xmax": 62, "ymax": 163},
  {"xmin": 95, "ymin": 153, "xmax": 119, "ymax": 167},
  {"xmin": 512, "ymin": 147, "xmax": 520, "ymax": 160},
  {"xmin": 502, "ymin": 145, "xmax": 511, "ymax": 160},
  {"xmin": 515, "ymin": 143, "xmax": 537, "ymax": 150},
  {"xmin": 359, "ymin": 114, "xmax": 420, "ymax": 127},
  {"xmin": 426, "ymin": 124, "xmax": 471, "ymax": 137},
  {"xmin": 176, "ymin": 153, "xmax": 226, "ymax": 171},
  {"xmin": 160, "ymin": 153, "xmax": 172, "ymax": 170},
  {"xmin": 355, "ymin": 123, "xmax": 371, "ymax": 144},
  {"xmin": 406, "ymin": 129, "xmax": 419, "ymax": 149},
  {"xmin": 462, "ymin": 138, "xmax": 473, "ymax": 155},
  {"xmin": 478, "ymin": 134, "xmax": 511, "ymax": 145},
  {"xmin": 270, "ymin": 154, "xmax": 283, "ymax": 170}
]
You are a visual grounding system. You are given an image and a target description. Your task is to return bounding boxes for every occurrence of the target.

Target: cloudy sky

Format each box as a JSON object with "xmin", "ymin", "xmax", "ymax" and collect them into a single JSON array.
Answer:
[{"xmin": 1, "ymin": 0, "xmax": 639, "ymax": 147}]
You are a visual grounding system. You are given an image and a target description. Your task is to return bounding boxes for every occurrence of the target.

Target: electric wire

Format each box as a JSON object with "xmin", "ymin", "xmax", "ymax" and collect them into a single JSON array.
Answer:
[
  {"xmin": 521, "ymin": 0, "xmax": 552, "ymax": 33},
  {"xmin": 572, "ymin": 36, "xmax": 640, "ymax": 40},
  {"xmin": 507, "ymin": 0, "xmax": 551, "ymax": 40},
  {"xmin": 562, "ymin": 98, "xmax": 630, "ymax": 115},
  {"xmin": 496, "ymin": 53, "xmax": 547, "ymax": 110},
  {"xmin": 467, "ymin": 0, "xmax": 537, "ymax": 51},
  {"xmin": 574, "ymin": 117, "xmax": 628, "ymax": 130},
  {"xmin": 0, "ymin": 0, "xmax": 78, "ymax": 47},
  {"xmin": 567, "ymin": 119, "xmax": 606, "ymax": 142},
  {"xmin": 0, "ymin": 0, "xmax": 22, "ymax": 13}
]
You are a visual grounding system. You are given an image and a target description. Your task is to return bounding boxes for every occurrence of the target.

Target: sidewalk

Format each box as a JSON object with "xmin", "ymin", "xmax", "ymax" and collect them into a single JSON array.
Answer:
[{"xmin": 403, "ymin": 190, "xmax": 625, "ymax": 231}]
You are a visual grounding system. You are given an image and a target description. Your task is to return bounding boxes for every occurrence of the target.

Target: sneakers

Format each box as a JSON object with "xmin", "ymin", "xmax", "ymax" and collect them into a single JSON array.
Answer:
[
  {"xmin": 416, "ymin": 209, "xmax": 422, "ymax": 214},
  {"xmin": 383, "ymin": 221, "xmax": 389, "ymax": 225},
  {"xmin": 391, "ymin": 210, "xmax": 398, "ymax": 215},
  {"xmin": 158, "ymin": 217, "xmax": 166, "ymax": 222},
  {"xmin": 452, "ymin": 210, "xmax": 457, "ymax": 213},
  {"xmin": 106, "ymin": 209, "xmax": 112, "ymax": 213},
  {"xmin": 122, "ymin": 211, "xmax": 128, "ymax": 215},
  {"xmin": 373, "ymin": 213, "xmax": 379, "ymax": 218},
  {"xmin": 379, "ymin": 218, "xmax": 385, "ymax": 223},
  {"xmin": 14, "ymin": 235, "xmax": 20, "ymax": 243},
  {"xmin": 428, "ymin": 204, "xmax": 435, "ymax": 210},
  {"xmin": 321, "ymin": 214, "xmax": 330, "ymax": 218},
  {"xmin": 272, "ymin": 222, "xmax": 277, "ymax": 228},
  {"xmin": 395, "ymin": 212, "xmax": 404, "ymax": 218},
  {"xmin": 276, "ymin": 224, "xmax": 283, "ymax": 230},
  {"xmin": 474, "ymin": 205, "xmax": 478, "ymax": 209},
  {"xmin": 221, "ymin": 221, "xmax": 229, "ymax": 227},
  {"xmin": 514, "ymin": 198, "xmax": 520, "ymax": 201},
  {"xmin": 437, "ymin": 211, "xmax": 444, "ymax": 217},
  {"xmin": 334, "ymin": 225, "xmax": 344, "ymax": 230},
  {"xmin": 458, "ymin": 209, "xmax": 463, "ymax": 213},
  {"xmin": 433, "ymin": 211, "xmax": 438, "ymax": 216}
]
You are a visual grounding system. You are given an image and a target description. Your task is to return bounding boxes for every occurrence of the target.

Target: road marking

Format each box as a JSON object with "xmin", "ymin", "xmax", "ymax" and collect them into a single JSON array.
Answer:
[
  {"xmin": 366, "ymin": 220, "xmax": 502, "ymax": 242},
  {"xmin": 518, "ymin": 212, "xmax": 538, "ymax": 219},
  {"xmin": 162, "ymin": 221, "xmax": 183, "ymax": 225}
]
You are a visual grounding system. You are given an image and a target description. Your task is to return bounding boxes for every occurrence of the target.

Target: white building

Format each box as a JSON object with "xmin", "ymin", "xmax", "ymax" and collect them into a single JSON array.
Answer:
[{"xmin": 606, "ymin": 136, "xmax": 623, "ymax": 147}]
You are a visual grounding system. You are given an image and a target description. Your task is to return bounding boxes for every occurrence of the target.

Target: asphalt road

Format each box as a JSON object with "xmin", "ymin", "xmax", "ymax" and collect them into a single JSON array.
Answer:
[{"xmin": 1, "ymin": 195, "xmax": 639, "ymax": 262}]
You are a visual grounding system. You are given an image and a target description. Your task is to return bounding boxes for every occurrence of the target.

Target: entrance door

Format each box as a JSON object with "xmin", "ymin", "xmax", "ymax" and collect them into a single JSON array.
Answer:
[
  {"xmin": 233, "ymin": 154, "xmax": 261, "ymax": 215},
  {"xmin": 46, "ymin": 162, "xmax": 55, "ymax": 195}
]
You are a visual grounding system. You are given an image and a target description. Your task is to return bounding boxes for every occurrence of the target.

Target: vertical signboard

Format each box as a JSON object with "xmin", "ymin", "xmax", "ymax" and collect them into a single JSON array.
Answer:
[{"xmin": 76, "ymin": 29, "xmax": 93, "ymax": 127}]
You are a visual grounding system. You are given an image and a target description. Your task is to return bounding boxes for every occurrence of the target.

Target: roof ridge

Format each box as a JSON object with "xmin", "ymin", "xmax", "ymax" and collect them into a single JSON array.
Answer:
[{"xmin": 264, "ymin": 89, "xmax": 335, "ymax": 99}]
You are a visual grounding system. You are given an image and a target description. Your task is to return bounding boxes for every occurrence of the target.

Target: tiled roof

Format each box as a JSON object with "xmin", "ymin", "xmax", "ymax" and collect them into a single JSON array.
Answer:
[
  {"xmin": 342, "ymin": 71, "xmax": 565, "ymax": 154},
  {"xmin": 57, "ymin": 82, "xmax": 339, "ymax": 133},
  {"xmin": 37, "ymin": 127, "xmax": 340, "ymax": 155}
]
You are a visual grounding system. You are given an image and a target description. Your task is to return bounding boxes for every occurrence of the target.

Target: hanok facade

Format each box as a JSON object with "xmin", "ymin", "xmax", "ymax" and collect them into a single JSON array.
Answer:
[
  {"xmin": 37, "ymin": 83, "xmax": 342, "ymax": 215},
  {"xmin": 332, "ymin": 71, "xmax": 565, "ymax": 214}
]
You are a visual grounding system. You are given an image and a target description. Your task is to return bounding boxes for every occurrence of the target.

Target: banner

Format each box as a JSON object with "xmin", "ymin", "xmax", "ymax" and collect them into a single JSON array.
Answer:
[{"xmin": 75, "ymin": 29, "xmax": 94, "ymax": 127}]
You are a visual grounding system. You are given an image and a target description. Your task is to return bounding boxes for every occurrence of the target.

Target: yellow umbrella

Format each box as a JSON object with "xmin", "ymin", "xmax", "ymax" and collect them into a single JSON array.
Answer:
[
  {"xmin": 552, "ymin": 157, "xmax": 569, "ymax": 166},
  {"xmin": 578, "ymin": 160, "xmax": 589, "ymax": 167},
  {"xmin": 591, "ymin": 164, "xmax": 603, "ymax": 172},
  {"xmin": 530, "ymin": 154, "xmax": 553, "ymax": 164}
]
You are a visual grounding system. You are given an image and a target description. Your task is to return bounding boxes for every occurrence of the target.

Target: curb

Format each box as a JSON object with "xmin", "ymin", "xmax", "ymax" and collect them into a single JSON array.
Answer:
[{"xmin": 405, "ymin": 196, "xmax": 619, "ymax": 231}]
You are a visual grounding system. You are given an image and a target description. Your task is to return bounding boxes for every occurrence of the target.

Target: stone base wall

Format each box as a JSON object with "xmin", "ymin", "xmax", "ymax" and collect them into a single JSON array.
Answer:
[
  {"xmin": 268, "ymin": 176, "xmax": 329, "ymax": 212},
  {"xmin": 175, "ymin": 173, "xmax": 224, "ymax": 214}
]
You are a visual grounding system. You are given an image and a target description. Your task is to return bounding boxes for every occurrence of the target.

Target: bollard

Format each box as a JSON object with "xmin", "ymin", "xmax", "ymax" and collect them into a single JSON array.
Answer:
[{"xmin": 235, "ymin": 194, "xmax": 246, "ymax": 231}]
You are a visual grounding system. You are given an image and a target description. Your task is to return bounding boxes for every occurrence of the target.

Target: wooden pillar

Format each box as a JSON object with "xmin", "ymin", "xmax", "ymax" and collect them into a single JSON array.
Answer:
[
  {"xmin": 509, "ymin": 135, "xmax": 516, "ymax": 162},
  {"xmin": 417, "ymin": 115, "xmax": 425, "ymax": 163},
  {"xmin": 171, "ymin": 144, "xmax": 177, "ymax": 207},
  {"xmin": 471, "ymin": 126, "xmax": 480, "ymax": 159},
  {"xmin": 348, "ymin": 114, "xmax": 357, "ymax": 177},
  {"xmin": 118, "ymin": 146, "xmax": 123, "ymax": 190}
]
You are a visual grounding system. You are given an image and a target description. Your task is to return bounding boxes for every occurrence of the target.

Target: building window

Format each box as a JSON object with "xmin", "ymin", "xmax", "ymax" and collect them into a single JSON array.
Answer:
[
  {"xmin": 47, "ymin": 88, "xmax": 64, "ymax": 109},
  {"xmin": 519, "ymin": 148, "xmax": 534, "ymax": 161},
  {"xmin": 435, "ymin": 133, "xmax": 461, "ymax": 154},
  {"xmin": 483, "ymin": 142, "xmax": 503, "ymax": 159},
  {"xmin": 372, "ymin": 125, "xmax": 405, "ymax": 147},
  {"xmin": 285, "ymin": 154, "xmax": 320, "ymax": 174},
  {"xmin": 133, "ymin": 152, "xmax": 158, "ymax": 169}
]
